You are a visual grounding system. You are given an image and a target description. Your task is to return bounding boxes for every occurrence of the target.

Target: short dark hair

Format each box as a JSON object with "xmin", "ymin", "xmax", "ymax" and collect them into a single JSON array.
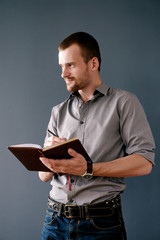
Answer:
[{"xmin": 58, "ymin": 32, "xmax": 101, "ymax": 71}]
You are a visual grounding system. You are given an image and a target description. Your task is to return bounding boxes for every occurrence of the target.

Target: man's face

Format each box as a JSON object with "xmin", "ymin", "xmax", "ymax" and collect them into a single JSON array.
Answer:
[{"xmin": 58, "ymin": 44, "xmax": 92, "ymax": 92}]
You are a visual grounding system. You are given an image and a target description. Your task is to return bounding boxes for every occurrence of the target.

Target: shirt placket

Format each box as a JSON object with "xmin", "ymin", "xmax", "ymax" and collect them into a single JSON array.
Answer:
[
  {"xmin": 67, "ymin": 100, "xmax": 90, "ymax": 203},
  {"xmin": 77, "ymin": 100, "xmax": 90, "ymax": 144}
]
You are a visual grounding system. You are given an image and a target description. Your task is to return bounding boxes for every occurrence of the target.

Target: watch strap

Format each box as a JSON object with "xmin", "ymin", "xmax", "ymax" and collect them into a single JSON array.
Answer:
[
  {"xmin": 87, "ymin": 159, "xmax": 92, "ymax": 174},
  {"xmin": 81, "ymin": 159, "xmax": 93, "ymax": 178}
]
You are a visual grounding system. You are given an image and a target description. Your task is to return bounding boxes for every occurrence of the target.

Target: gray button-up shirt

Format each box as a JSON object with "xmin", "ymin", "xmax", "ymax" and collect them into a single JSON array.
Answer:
[{"xmin": 46, "ymin": 82, "xmax": 155, "ymax": 205}]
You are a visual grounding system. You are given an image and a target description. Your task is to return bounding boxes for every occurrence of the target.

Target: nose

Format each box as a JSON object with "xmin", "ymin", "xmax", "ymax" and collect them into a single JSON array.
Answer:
[{"xmin": 61, "ymin": 66, "xmax": 70, "ymax": 79}]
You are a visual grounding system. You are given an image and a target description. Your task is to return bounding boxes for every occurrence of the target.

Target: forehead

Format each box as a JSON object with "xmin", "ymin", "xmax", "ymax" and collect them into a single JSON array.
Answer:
[{"xmin": 58, "ymin": 44, "xmax": 83, "ymax": 65}]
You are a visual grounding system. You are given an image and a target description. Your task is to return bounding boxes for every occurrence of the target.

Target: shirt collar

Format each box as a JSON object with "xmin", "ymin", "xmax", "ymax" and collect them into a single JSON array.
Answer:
[
  {"xmin": 95, "ymin": 82, "xmax": 110, "ymax": 96},
  {"xmin": 69, "ymin": 82, "xmax": 110, "ymax": 99}
]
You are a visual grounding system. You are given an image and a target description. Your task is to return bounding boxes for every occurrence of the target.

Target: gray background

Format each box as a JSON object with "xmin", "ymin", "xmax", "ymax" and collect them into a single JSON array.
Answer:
[{"xmin": 0, "ymin": 0, "xmax": 159, "ymax": 239}]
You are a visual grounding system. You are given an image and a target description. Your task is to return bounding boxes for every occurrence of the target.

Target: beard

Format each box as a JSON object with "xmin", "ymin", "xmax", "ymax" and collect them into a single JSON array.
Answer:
[
  {"xmin": 65, "ymin": 79, "xmax": 83, "ymax": 92},
  {"xmin": 65, "ymin": 68, "xmax": 90, "ymax": 92}
]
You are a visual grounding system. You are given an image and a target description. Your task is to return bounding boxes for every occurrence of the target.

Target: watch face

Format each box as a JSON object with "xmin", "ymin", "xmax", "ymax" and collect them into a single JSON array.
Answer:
[{"xmin": 82, "ymin": 173, "xmax": 93, "ymax": 179}]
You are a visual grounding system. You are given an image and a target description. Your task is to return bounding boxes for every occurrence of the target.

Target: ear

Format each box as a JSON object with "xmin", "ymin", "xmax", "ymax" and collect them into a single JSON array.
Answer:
[{"xmin": 91, "ymin": 57, "xmax": 99, "ymax": 71}]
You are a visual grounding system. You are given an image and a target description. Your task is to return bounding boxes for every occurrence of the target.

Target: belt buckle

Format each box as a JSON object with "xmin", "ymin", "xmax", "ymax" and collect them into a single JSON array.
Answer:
[{"xmin": 64, "ymin": 204, "xmax": 77, "ymax": 218}]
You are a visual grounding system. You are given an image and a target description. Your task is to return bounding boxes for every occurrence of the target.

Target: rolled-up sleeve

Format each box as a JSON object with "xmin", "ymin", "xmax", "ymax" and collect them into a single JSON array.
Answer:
[{"xmin": 119, "ymin": 92, "xmax": 155, "ymax": 165}]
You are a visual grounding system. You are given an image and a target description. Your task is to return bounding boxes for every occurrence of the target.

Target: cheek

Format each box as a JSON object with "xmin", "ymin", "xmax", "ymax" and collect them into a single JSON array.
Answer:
[{"xmin": 76, "ymin": 69, "xmax": 86, "ymax": 78}]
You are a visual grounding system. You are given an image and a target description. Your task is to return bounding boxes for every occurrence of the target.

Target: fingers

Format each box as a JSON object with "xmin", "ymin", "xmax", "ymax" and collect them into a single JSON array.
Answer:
[
  {"xmin": 68, "ymin": 148, "xmax": 79, "ymax": 158},
  {"xmin": 40, "ymin": 149, "xmax": 87, "ymax": 175},
  {"xmin": 40, "ymin": 157, "xmax": 54, "ymax": 171},
  {"xmin": 40, "ymin": 157, "xmax": 67, "ymax": 173}
]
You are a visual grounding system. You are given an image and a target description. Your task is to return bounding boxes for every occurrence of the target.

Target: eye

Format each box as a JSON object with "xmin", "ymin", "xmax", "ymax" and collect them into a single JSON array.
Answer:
[{"xmin": 68, "ymin": 63, "xmax": 74, "ymax": 68}]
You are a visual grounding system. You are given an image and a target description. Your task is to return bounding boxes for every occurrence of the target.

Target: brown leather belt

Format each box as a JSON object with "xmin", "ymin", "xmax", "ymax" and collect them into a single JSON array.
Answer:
[{"xmin": 48, "ymin": 195, "xmax": 121, "ymax": 219}]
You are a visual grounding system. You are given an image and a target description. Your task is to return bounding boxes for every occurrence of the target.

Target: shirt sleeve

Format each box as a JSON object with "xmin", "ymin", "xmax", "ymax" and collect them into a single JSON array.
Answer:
[
  {"xmin": 44, "ymin": 107, "xmax": 58, "ymax": 142},
  {"xmin": 119, "ymin": 92, "xmax": 155, "ymax": 165}
]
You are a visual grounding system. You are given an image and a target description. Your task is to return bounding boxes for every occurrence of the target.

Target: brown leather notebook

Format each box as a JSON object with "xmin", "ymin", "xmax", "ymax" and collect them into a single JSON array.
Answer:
[{"xmin": 8, "ymin": 138, "xmax": 91, "ymax": 172}]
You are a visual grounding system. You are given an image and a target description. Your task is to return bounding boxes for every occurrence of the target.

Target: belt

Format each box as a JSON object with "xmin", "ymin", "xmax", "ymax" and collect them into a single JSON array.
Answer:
[{"xmin": 48, "ymin": 195, "xmax": 121, "ymax": 219}]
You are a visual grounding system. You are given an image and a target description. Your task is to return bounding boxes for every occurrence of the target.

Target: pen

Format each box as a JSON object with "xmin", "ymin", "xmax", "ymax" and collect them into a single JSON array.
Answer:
[{"xmin": 47, "ymin": 129, "xmax": 54, "ymax": 135}]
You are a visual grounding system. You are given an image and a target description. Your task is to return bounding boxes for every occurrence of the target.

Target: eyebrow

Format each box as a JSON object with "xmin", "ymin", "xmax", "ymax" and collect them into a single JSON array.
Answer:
[{"xmin": 59, "ymin": 62, "xmax": 75, "ymax": 67}]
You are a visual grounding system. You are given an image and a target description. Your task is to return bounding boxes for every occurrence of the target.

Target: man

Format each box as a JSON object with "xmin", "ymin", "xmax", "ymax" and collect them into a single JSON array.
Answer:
[{"xmin": 39, "ymin": 32, "xmax": 155, "ymax": 240}]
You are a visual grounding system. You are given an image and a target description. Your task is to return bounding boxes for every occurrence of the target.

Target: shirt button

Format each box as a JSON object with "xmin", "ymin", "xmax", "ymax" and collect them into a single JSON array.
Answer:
[{"xmin": 80, "ymin": 121, "xmax": 84, "ymax": 124}]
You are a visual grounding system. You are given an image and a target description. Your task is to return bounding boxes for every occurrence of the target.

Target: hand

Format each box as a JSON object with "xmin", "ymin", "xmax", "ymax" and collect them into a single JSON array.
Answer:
[
  {"xmin": 40, "ymin": 148, "xmax": 87, "ymax": 176},
  {"xmin": 39, "ymin": 136, "xmax": 67, "ymax": 182},
  {"xmin": 44, "ymin": 136, "xmax": 67, "ymax": 148}
]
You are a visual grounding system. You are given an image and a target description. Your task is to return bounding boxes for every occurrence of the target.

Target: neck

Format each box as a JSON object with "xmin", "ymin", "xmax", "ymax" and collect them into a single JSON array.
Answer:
[{"xmin": 79, "ymin": 78, "xmax": 103, "ymax": 103}]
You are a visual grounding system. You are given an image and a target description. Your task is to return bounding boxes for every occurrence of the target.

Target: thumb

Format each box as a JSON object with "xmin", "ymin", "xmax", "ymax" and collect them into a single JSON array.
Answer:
[{"xmin": 68, "ymin": 148, "xmax": 78, "ymax": 158}]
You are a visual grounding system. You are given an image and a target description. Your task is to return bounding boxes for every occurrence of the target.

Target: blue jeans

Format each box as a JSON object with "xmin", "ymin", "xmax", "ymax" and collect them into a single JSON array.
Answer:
[{"xmin": 41, "ymin": 206, "xmax": 127, "ymax": 240}]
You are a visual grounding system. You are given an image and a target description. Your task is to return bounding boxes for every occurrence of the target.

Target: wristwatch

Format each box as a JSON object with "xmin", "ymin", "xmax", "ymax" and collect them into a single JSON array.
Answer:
[{"xmin": 81, "ymin": 159, "xmax": 93, "ymax": 179}]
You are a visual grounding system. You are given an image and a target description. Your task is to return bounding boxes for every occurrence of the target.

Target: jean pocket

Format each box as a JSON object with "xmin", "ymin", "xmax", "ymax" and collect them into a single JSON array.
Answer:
[
  {"xmin": 91, "ymin": 209, "xmax": 122, "ymax": 231},
  {"xmin": 44, "ymin": 208, "xmax": 58, "ymax": 226}
]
